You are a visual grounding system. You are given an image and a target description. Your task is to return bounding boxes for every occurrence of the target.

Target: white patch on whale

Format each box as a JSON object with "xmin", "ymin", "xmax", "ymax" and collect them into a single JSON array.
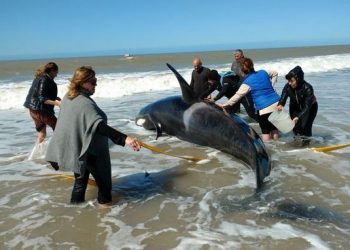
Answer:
[
  {"xmin": 183, "ymin": 102, "xmax": 208, "ymax": 132},
  {"xmin": 136, "ymin": 118, "xmax": 146, "ymax": 126}
]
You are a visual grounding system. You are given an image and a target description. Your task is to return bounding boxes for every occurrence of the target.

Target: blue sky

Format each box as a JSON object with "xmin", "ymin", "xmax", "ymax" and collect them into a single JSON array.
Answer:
[{"xmin": 1, "ymin": 0, "xmax": 350, "ymax": 60}]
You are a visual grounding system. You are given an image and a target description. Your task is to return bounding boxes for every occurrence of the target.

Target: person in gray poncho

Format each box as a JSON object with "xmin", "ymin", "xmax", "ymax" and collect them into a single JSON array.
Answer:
[{"xmin": 46, "ymin": 66, "xmax": 141, "ymax": 206}]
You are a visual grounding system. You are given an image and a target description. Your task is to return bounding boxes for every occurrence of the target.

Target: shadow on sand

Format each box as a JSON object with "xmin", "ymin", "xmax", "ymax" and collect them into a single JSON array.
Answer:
[{"xmin": 111, "ymin": 165, "xmax": 187, "ymax": 202}]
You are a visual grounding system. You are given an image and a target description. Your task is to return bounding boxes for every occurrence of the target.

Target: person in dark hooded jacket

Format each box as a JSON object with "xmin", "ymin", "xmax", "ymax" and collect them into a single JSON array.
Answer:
[{"xmin": 277, "ymin": 66, "xmax": 318, "ymax": 138}]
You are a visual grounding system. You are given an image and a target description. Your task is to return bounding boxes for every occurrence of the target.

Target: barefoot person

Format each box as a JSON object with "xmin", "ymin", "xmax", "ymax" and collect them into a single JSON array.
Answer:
[
  {"xmin": 230, "ymin": 49, "xmax": 278, "ymax": 120},
  {"xmin": 219, "ymin": 58, "xmax": 280, "ymax": 142},
  {"xmin": 46, "ymin": 66, "xmax": 141, "ymax": 206},
  {"xmin": 24, "ymin": 62, "xmax": 61, "ymax": 144}
]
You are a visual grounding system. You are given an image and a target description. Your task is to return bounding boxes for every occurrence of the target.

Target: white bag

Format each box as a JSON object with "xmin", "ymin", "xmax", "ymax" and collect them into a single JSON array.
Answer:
[{"xmin": 28, "ymin": 141, "xmax": 48, "ymax": 160}]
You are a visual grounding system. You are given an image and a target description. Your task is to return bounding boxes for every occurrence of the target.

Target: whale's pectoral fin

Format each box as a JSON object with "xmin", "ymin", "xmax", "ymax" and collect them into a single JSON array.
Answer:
[
  {"xmin": 152, "ymin": 121, "xmax": 162, "ymax": 140},
  {"xmin": 136, "ymin": 115, "xmax": 163, "ymax": 139}
]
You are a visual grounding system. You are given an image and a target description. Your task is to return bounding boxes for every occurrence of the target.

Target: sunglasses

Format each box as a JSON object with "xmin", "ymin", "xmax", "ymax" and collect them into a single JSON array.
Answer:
[{"xmin": 88, "ymin": 78, "xmax": 97, "ymax": 86}]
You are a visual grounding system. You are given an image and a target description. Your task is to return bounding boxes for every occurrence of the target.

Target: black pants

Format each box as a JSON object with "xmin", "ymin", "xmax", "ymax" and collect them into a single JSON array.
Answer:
[
  {"xmin": 71, "ymin": 154, "xmax": 112, "ymax": 204},
  {"xmin": 292, "ymin": 102, "xmax": 318, "ymax": 137},
  {"xmin": 257, "ymin": 112, "xmax": 277, "ymax": 134}
]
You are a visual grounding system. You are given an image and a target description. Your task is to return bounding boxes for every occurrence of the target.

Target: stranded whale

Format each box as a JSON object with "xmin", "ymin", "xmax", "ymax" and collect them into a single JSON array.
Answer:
[{"xmin": 136, "ymin": 64, "xmax": 271, "ymax": 189}]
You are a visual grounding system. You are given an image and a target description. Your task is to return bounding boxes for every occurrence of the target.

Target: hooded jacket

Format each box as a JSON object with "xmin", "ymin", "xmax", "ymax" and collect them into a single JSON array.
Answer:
[{"xmin": 278, "ymin": 66, "xmax": 317, "ymax": 119}]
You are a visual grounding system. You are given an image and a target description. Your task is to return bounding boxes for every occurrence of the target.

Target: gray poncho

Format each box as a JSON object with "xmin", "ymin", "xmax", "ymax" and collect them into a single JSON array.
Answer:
[{"xmin": 46, "ymin": 93, "xmax": 110, "ymax": 175}]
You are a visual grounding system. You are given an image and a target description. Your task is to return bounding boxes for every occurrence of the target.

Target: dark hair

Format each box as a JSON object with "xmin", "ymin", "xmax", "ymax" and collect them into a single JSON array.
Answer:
[
  {"xmin": 240, "ymin": 58, "xmax": 254, "ymax": 74},
  {"xmin": 235, "ymin": 49, "xmax": 243, "ymax": 54},
  {"xmin": 285, "ymin": 72, "xmax": 297, "ymax": 80},
  {"xmin": 35, "ymin": 62, "xmax": 58, "ymax": 77},
  {"xmin": 208, "ymin": 70, "xmax": 221, "ymax": 81}
]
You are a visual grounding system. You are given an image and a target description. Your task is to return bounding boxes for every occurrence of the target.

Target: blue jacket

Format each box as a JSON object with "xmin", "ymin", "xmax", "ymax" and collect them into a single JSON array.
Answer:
[{"xmin": 243, "ymin": 70, "xmax": 280, "ymax": 110}]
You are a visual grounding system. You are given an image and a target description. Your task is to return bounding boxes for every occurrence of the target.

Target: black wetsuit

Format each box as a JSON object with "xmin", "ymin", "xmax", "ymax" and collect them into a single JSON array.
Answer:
[{"xmin": 203, "ymin": 74, "xmax": 258, "ymax": 121}]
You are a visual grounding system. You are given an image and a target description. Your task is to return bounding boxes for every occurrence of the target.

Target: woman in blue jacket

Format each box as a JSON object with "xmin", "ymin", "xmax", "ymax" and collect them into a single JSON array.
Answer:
[{"xmin": 219, "ymin": 58, "xmax": 280, "ymax": 142}]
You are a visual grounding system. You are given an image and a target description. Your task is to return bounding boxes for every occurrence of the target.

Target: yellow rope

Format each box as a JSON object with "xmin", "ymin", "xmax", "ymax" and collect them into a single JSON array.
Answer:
[
  {"xmin": 140, "ymin": 141, "xmax": 203, "ymax": 162},
  {"xmin": 41, "ymin": 173, "xmax": 97, "ymax": 186},
  {"xmin": 40, "ymin": 141, "xmax": 203, "ymax": 186},
  {"xmin": 312, "ymin": 143, "xmax": 350, "ymax": 152}
]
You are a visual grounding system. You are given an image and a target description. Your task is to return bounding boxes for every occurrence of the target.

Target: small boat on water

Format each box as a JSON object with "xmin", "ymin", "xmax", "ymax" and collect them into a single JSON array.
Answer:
[{"xmin": 123, "ymin": 53, "xmax": 134, "ymax": 60}]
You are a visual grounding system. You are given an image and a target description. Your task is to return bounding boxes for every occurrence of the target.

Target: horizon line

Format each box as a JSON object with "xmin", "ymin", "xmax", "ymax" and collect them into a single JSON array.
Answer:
[{"xmin": 1, "ymin": 43, "xmax": 350, "ymax": 62}]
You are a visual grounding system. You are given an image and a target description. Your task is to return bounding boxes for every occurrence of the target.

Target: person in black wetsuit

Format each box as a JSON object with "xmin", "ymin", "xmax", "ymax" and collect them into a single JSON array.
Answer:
[
  {"xmin": 203, "ymin": 69, "xmax": 258, "ymax": 121},
  {"xmin": 277, "ymin": 66, "xmax": 318, "ymax": 141},
  {"xmin": 190, "ymin": 57, "xmax": 211, "ymax": 99}
]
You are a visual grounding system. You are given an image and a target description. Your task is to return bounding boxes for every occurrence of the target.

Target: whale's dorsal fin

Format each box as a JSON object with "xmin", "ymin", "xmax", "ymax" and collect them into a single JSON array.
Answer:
[{"xmin": 166, "ymin": 63, "xmax": 197, "ymax": 104}]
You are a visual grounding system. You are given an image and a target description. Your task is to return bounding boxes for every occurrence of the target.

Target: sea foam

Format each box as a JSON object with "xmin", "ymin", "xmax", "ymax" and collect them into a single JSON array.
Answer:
[{"xmin": 1, "ymin": 53, "xmax": 350, "ymax": 110}]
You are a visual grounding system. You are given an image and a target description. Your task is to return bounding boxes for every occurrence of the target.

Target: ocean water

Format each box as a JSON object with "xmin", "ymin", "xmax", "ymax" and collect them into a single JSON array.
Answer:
[{"xmin": 0, "ymin": 45, "xmax": 350, "ymax": 249}]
